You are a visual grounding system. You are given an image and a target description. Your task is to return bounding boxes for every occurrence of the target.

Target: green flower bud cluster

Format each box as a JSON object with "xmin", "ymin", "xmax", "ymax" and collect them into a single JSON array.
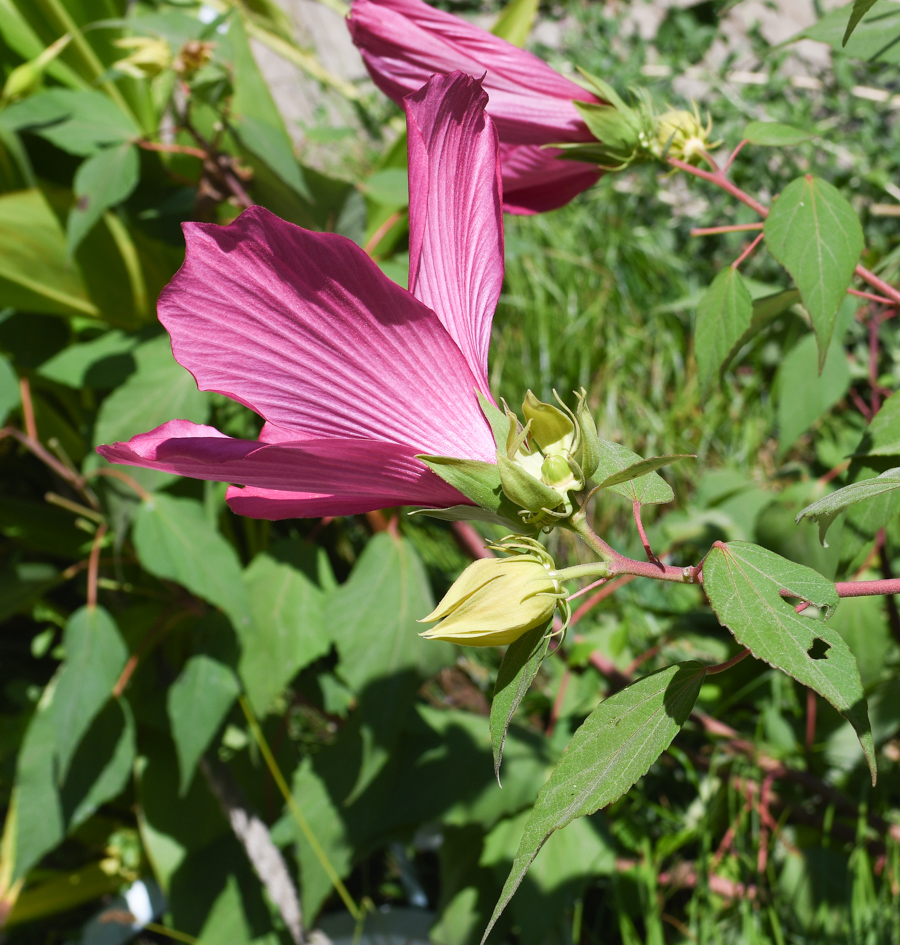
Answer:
[
  {"xmin": 418, "ymin": 538, "xmax": 569, "ymax": 647},
  {"xmin": 552, "ymin": 70, "xmax": 719, "ymax": 171},
  {"xmin": 497, "ymin": 389, "xmax": 600, "ymax": 528}
]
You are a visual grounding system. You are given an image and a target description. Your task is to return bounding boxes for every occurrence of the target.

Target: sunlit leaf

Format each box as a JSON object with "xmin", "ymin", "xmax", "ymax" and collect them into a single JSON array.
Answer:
[
  {"xmin": 704, "ymin": 541, "xmax": 875, "ymax": 782},
  {"xmin": 797, "ymin": 468, "xmax": 900, "ymax": 544}
]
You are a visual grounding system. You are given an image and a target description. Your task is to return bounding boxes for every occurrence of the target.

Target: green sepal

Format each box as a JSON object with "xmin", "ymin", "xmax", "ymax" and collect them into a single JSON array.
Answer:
[
  {"xmin": 409, "ymin": 504, "xmax": 537, "ymax": 535},
  {"xmin": 575, "ymin": 68, "xmax": 632, "ymax": 114},
  {"xmin": 497, "ymin": 452, "xmax": 564, "ymax": 513},
  {"xmin": 522, "ymin": 390, "xmax": 574, "ymax": 453},
  {"xmin": 477, "ymin": 390, "xmax": 511, "ymax": 452},
  {"xmin": 419, "ymin": 455, "xmax": 505, "ymax": 509},
  {"xmin": 573, "ymin": 101, "xmax": 640, "ymax": 153},
  {"xmin": 573, "ymin": 391, "xmax": 600, "ymax": 481}
]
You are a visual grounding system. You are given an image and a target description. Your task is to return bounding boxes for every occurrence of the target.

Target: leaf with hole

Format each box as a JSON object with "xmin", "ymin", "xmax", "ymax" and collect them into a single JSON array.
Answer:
[
  {"xmin": 764, "ymin": 176, "xmax": 863, "ymax": 369},
  {"xmin": 703, "ymin": 541, "xmax": 875, "ymax": 782},
  {"xmin": 483, "ymin": 662, "xmax": 706, "ymax": 942}
]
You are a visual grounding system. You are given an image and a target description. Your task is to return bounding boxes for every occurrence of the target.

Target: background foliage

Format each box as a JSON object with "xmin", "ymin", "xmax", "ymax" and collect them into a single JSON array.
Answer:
[{"xmin": 0, "ymin": 0, "xmax": 899, "ymax": 943}]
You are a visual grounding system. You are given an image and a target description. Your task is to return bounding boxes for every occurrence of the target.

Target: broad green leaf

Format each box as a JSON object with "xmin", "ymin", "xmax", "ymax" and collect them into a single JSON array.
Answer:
[
  {"xmin": 2, "ymin": 89, "xmax": 139, "ymax": 156},
  {"xmin": 38, "ymin": 329, "xmax": 138, "ymax": 389},
  {"xmin": 695, "ymin": 267, "xmax": 753, "ymax": 392},
  {"xmin": 241, "ymin": 553, "xmax": 327, "ymax": 716},
  {"xmin": 593, "ymin": 439, "xmax": 674, "ymax": 505},
  {"xmin": 491, "ymin": 0, "xmax": 539, "ymax": 46},
  {"xmin": 52, "ymin": 606, "xmax": 128, "ymax": 780},
  {"xmin": 0, "ymin": 189, "xmax": 97, "ymax": 318},
  {"xmin": 796, "ymin": 468, "xmax": 900, "ymax": 544},
  {"xmin": 0, "ymin": 353, "xmax": 20, "ymax": 424},
  {"xmin": 844, "ymin": 0, "xmax": 885, "ymax": 44},
  {"xmin": 67, "ymin": 143, "xmax": 140, "ymax": 253},
  {"xmin": 0, "ymin": 562, "xmax": 58, "ymax": 622},
  {"xmin": 857, "ymin": 388, "xmax": 900, "ymax": 456},
  {"xmin": 776, "ymin": 330, "xmax": 850, "ymax": 455},
  {"xmin": 742, "ymin": 121, "xmax": 816, "ymax": 146},
  {"xmin": 359, "ymin": 168, "xmax": 408, "ymax": 208},
  {"xmin": 490, "ymin": 624, "xmax": 550, "ymax": 783},
  {"xmin": 764, "ymin": 176, "xmax": 864, "ymax": 369},
  {"xmin": 483, "ymin": 662, "xmax": 705, "ymax": 942},
  {"xmin": 703, "ymin": 541, "xmax": 875, "ymax": 782},
  {"xmin": 800, "ymin": 1, "xmax": 900, "ymax": 63},
  {"xmin": 13, "ymin": 688, "xmax": 134, "ymax": 882},
  {"xmin": 167, "ymin": 655, "xmax": 241, "ymax": 795},
  {"xmin": 133, "ymin": 494, "xmax": 253, "ymax": 633},
  {"xmin": 594, "ymin": 454, "xmax": 693, "ymax": 491}
]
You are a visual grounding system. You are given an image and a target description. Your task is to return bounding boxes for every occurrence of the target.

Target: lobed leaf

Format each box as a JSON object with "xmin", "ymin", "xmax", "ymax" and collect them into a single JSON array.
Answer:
[
  {"xmin": 703, "ymin": 541, "xmax": 875, "ymax": 782},
  {"xmin": 483, "ymin": 662, "xmax": 705, "ymax": 942},
  {"xmin": 797, "ymin": 468, "xmax": 900, "ymax": 544},
  {"xmin": 490, "ymin": 624, "xmax": 551, "ymax": 784},
  {"xmin": 763, "ymin": 176, "xmax": 863, "ymax": 370}
]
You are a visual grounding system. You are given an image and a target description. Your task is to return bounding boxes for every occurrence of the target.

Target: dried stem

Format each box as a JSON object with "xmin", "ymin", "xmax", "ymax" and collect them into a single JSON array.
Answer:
[{"xmin": 691, "ymin": 222, "xmax": 764, "ymax": 237}]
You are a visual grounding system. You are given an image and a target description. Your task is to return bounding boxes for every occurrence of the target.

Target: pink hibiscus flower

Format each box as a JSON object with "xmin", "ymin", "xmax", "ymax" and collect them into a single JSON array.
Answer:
[
  {"xmin": 98, "ymin": 72, "xmax": 504, "ymax": 521},
  {"xmin": 348, "ymin": 0, "xmax": 603, "ymax": 214}
]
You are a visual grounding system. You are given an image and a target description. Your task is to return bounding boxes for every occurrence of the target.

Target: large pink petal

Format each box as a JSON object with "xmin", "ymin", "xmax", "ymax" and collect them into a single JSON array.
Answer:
[
  {"xmin": 225, "ymin": 485, "xmax": 425, "ymax": 520},
  {"xmin": 405, "ymin": 72, "xmax": 502, "ymax": 395},
  {"xmin": 97, "ymin": 419, "xmax": 469, "ymax": 506},
  {"xmin": 349, "ymin": 0, "xmax": 598, "ymax": 145},
  {"xmin": 159, "ymin": 206, "xmax": 495, "ymax": 462},
  {"xmin": 499, "ymin": 143, "xmax": 602, "ymax": 215}
]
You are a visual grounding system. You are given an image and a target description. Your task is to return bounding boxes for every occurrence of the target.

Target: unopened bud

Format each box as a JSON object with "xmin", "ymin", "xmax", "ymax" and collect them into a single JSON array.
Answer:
[
  {"xmin": 654, "ymin": 106, "xmax": 719, "ymax": 165},
  {"xmin": 418, "ymin": 555, "xmax": 563, "ymax": 647}
]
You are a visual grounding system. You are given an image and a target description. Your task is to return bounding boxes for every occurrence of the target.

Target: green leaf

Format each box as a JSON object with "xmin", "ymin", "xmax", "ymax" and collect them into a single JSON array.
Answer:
[
  {"xmin": 241, "ymin": 553, "xmax": 327, "ymax": 716},
  {"xmin": 1, "ymin": 89, "xmax": 139, "ymax": 156},
  {"xmin": 0, "ymin": 188, "xmax": 97, "ymax": 318},
  {"xmin": 67, "ymin": 143, "xmax": 140, "ymax": 253},
  {"xmin": 483, "ymin": 662, "xmax": 705, "ymax": 942},
  {"xmin": 490, "ymin": 624, "xmax": 550, "ymax": 784},
  {"xmin": 359, "ymin": 168, "xmax": 408, "ymax": 208},
  {"xmin": 0, "ymin": 562, "xmax": 58, "ymax": 623},
  {"xmin": 0, "ymin": 353, "xmax": 20, "ymax": 424},
  {"xmin": 167, "ymin": 655, "xmax": 240, "ymax": 796},
  {"xmin": 38, "ymin": 329, "xmax": 139, "ymax": 389},
  {"xmin": 594, "ymin": 454, "xmax": 693, "ymax": 491},
  {"xmin": 776, "ymin": 329, "xmax": 850, "ymax": 455},
  {"xmin": 52, "ymin": 605, "xmax": 129, "ymax": 780},
  {"xmin": 719, "ymin": 288, "xmax": 802, "ymax": 372},
  {"xmin": 13, "ymin": 689, "xmax": 135, "ymax": 881},
  {"xmin": 491, "ymin": 0, "xmax": 539, "ymax": 46},
  {"xmin": 843, "ymin": 0, "xmax": 883, "ymax": 44},
  {"xmin": 593, "ymin": 439, "xmax": 674, "ymax": 505},
  {"xmin": 703, "ymin": 541, "xmax": 875, "ymax": 782},
  {"xmin": 857, "ymin": 389, "xmax": 900, "ymax": 456},
  {"xmin": 796, "ymin": 468, "xmax": 900, "ymax": 544},
  {"xmin": 763, "ymin": 176, "xmax": 864, "ymax": 369},
  {"xmin": 695, "ymin": 267, "xmax": 753, "ymax": 392},
  {"xmin": 800, "ymin": 1, "xmax": 900, "ymax": 63},
  {"xmin": 742, "ymin": 121, "xmax": 816, "ymax": 146},
  {"xmin": 133, "ymin": 494, "xmax": 253, "ymax": 634}
]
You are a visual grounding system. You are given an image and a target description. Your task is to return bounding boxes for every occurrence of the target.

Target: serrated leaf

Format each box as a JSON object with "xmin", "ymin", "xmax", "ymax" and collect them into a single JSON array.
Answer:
[
  {"xmin": 797, "ymin": 468, "xmax": 900, "ymax": 544},
  {"xmin": 241, "ymin": 553, "xmax": 327, "ymax": 716},
  {"xmin": 491, "ymin": 0, "xmax": 539, "ymax": 46},
  {"xmin": 594, "ymin": 439, "xmax": 674, "ymax": 505},
  {"xmin": 483, "ymin": 662, "xmax": 705, "ymax": 943},
  {"xmin": 703, "ymin": 541, "xmax": 875, "ymax": 782},
  {"xmin": 490, "ymin": 624, "xmax": 550, "ymax": 784},
  {"xmin": 764, "ymin": 176, "xmax": 864, "ymax": 369},
  {"xmin": 844, "ymin": 0, "xmax": 881, "ymax": 44},
  {"xmin": 133, "ymin": 494, "xmax": 253, "ymax": 634},
  {"xmin": 695, "ymin": 268, "xmax": 753, "ymax": 392},
  {"xmin": 52, "ymin": 605, "xmax": 128, "ymax": 781},
  {"xmin": 743, "ymin": 121, "xmax": 816, "ymax": 146},
  {"xmin": 167, "ymin": 655, "xmax": 240, "ymax": 795},
  {"xmin": 67, "ymin": 143, "xmax": 140, "ymax": 253}
]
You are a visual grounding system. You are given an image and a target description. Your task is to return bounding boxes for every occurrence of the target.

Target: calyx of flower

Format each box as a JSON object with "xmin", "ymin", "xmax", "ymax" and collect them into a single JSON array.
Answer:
[
  {"xmin": 653, "ymin": 105, "xmax": 720, "ymax": 166},
  {"xmin": 418, "ymin": 538, "xmax": 569, "ymax": 647}
]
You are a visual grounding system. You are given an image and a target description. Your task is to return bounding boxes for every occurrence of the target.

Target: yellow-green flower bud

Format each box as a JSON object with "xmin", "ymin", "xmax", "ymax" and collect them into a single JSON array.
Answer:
[
  {"xmin": 418, "ymin": 556, "xmax": 563, "ymax": 647},
  {"xmin": 541, "ymin": 454, "xmax": 574, "ymax": 488},
  {"xmin": 654, "ymin": 106, "xmax": 719, "ymax": 165},
  {"xmin": 112, "ymin": 36, "xmax": 173, "ymax": 79}
]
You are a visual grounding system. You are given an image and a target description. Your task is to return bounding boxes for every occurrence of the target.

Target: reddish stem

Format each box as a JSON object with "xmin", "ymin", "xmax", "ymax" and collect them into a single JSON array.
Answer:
[
  {"xmin": 19, "ymin": 377, "xmax": 37, "ymax": 440},
  {"xmin": 706, "ymin": 648, "xmax": 751, "ymax": 675},
  {"xmin": 691, "ymin": 222, "xmax": 764, "ymax": 236},
  {"xmin": 545, "ymin": 669, "xmax": 570, "ymax": 738},
  {"xmin": 570, "ymin": 574, "xmax": 636, "ymax": 627},
  {"xmin": 85, "ymin": 466, "xmax": 153, "ymax": 501},
  {"xmin": 848, "ymin": 287, "xmax": 897, "ymax": 306},
  {"xmin": 731, "ymin": 232, "xmax": 765, "ymax": 270},
  {"xmin": 87, "ymin": 523, "xmax": 108, "ymax": 610},
  {"xmin": 666, "ymin": 156, "xmax": 769, "ymax": 217},
  {"xmin": 632, "ymin": 501, "xmax": 659, "ymax": 562},
  {"xmin": 805, "ymin": 689, "xmax": 817, "ymax": 754},
  {"xmin": 724, "ymin": 139, "xmax": 749, "ymax": 172},
  {"xmin": 137, "ymin": 139, "xmax": 207, "ymax": 160},
  {"xmin": 363, "ymin": 211, "xmax": 405, "ymax": 257}
]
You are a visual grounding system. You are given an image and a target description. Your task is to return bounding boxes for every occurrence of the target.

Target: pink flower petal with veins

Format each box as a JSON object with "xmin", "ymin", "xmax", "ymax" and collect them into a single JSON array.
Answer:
[
  {"xmin": 97, "ymin": 73, "xmax": 505, "ymax": 520},
  {"xmin": 500, "ymin": 144, "xmax": 602, "ymax": 216}
]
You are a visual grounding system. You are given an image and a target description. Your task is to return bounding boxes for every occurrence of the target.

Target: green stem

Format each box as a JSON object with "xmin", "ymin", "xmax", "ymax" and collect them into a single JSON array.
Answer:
[
  {"xmin": 239, "ymin": 696, "xmax": 361, "ymax": 920},
  {"xmin": 553, "ymin": 562, "xmax": 612, "ymax": 583}
]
